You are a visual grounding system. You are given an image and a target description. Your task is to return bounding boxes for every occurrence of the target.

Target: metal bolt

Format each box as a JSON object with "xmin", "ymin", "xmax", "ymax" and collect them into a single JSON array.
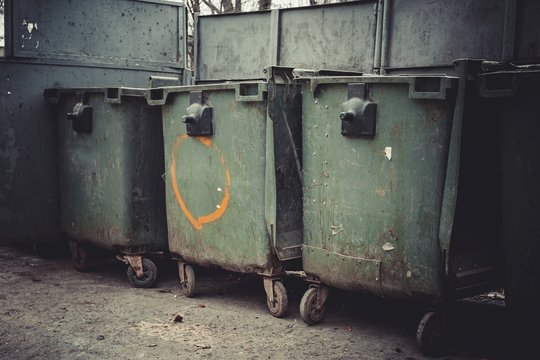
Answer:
[
  {"xmin": 314, "ymin": 125, "xmax": 318, "ymax": 129},
  {"xmin": 325, "ymin": 105, "xmax": 328, "ymax": 109},
  {"xmin": 325, "ymin": 133, "xmax": 329, "ymax": 137},
  {"xmin": 313, "ymin": 152, "xmax": 316, "ymax": 156},
  {"xmin": 315, "ymin": 100, "xmax": 318, "ymax": 104},
  {"xmin": 323, "ymin": 201, "xmax": 326, "ymax": 205}
]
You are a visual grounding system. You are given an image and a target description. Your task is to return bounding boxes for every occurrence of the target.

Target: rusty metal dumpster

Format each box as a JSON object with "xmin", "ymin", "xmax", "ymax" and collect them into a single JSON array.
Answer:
[
  {"xmin": 0, "ymin": 0, "xmax": 186, "ymax": 252},
  {"xmin": 45, "ymin": 87, "xmax": 167, "ymax": 288},
  {"xmin": 150, "ymin": 67, "xmax": 303, "ymax": 316},
  {"xmin": 296, "ymin": 61, "xmax": 504, "ymax": 353}
]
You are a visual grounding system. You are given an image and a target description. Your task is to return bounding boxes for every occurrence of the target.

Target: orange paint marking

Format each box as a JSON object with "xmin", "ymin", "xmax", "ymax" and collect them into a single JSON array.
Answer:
[
  {"xmin": 197, "ymin": 137, "xmax": 212, "ymax": 147},
  {"xmin": 170, "ymin": 134, "xmax": 231, "ymax": 230}
]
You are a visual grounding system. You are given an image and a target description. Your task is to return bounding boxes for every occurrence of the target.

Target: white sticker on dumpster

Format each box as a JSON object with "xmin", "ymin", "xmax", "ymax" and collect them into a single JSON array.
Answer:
[{"xmin": 384, "ymin": 147, "xmax": 392, "ymax": 161}]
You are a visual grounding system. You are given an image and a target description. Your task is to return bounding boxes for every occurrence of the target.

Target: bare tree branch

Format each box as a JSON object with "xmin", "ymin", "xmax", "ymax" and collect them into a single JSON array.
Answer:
[{"xmin": 201, "ymin": 0, "xmax": 220, "ymax": 14}]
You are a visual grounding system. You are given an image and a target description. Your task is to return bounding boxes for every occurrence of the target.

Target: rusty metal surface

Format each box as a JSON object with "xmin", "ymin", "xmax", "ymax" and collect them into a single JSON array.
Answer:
[{"xmin": 48, "ymin": 88, "xmax": 168, "ymax": 253}]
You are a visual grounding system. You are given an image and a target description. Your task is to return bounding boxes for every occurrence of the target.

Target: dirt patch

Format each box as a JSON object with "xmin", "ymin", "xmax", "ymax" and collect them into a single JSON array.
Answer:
[{"xmin": 0, "ymin": 245, "xmax": 505, "ymax": 359}]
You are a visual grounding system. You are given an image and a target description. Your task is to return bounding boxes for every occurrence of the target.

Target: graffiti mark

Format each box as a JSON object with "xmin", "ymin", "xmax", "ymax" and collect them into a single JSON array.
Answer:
[{"xmin": 170, "ymin": 135, "xmax": 231, "ymax": 230}]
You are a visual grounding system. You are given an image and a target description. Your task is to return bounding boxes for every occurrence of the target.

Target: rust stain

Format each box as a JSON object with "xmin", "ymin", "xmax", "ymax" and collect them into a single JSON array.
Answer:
[
  {"xmin": 386, "ymin": 225, "xmax": 398, "ymax": 242},
  {"xmin": 170, "ymin": 134, "xmax": 231, "ymax": 230}
]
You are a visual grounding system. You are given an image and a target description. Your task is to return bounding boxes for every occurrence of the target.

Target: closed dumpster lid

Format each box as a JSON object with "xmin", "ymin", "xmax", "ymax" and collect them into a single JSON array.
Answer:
[
  {"xmin": 194, "ymin": 0, "xmax": 378, "ymax": 82},
  {"xmin": 5, "ymin": 0, "xmax": 187, "ymax": 70}
]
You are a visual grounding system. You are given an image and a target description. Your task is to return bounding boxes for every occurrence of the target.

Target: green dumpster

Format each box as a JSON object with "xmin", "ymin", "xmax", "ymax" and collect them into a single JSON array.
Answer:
[
  {"xmin": 297, "ymin": 61, "xmax": 503, "ymax": 353},
  {"xmin": 151, "ymin": 67, "xmax": 303, "ymax": 317},
  {"xmin": 476, "ymin": 65, "xmax": 540, "ymax": 349},
  {"xmin": 45, "ymin": 87, "xmax": 168, "ymax": 288}
]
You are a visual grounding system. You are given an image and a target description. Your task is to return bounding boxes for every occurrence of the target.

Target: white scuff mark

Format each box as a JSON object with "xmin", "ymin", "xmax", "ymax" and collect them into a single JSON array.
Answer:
[
  {"xmin": 7, "ymin": 91, "xmax": 11, "ymax": 95},
  {"xmin": 217, "ymin": 187, "xmax": 222, "ymax": 192},
  {"xmin": 21, "ymin": 20, "xmax": 38, "ymax": 49},
  {"xmin": 382, "ymin": 242, "xmax": 395, "ymax": 251},
  {"xmin": 216, "ymin": 204, "xmax": 221, "ymax": 209},
  {"xmin": 406, "ymin": 270, "xmax": 412, "ymax": 278},
  {"xmin": 330, "ymin": 224, "xmax": 343, "ymax": 236},
  {"xmin": 384, "ymin": 147, "xmax": 392, "ymax": 160},
  {"xmin": 22, "ymin": 20, "xmax": 38, "ymax": 33}
]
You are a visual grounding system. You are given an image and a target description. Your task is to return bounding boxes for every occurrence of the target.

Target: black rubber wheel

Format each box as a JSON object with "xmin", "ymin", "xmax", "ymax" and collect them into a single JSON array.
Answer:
[
  {"xmin": 266, "ymin": 281, "xmax": 288, "ymax": 318},
  {"xmin": 179, "ymin": 263, "xmax": 195, "ymax": 297},
  {"xmin": 69, "ymin": 240, "xmax": 90, "ymax": 272},
  {"xmin": 127, "ymin": 258, "xmax": 158, "ymax": 288},
  {"xmin": 300, "ymin": 287, "xmax": 327, "ymax": 325},
  {"xmin": 416, "ymin": 311, "xmax": 445, "ymax": 355}
]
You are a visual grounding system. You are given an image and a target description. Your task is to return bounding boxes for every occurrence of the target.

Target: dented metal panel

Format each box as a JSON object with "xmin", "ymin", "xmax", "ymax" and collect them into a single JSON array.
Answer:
[
  {"xmin": 47, "ymin": 87, "xmax": 167, "ymax": 253},
  {"xmin": 8, "ymin": 0, "xmax": 186, "ymax": 68},
  {"xmin": 195, "ymin": 1, "xmax": 378, "ymax": 81},
  {"xmin": 300, "ymin": 75, "xmax": 458, "ymax": 299},
  {"xmin": 159, "ymin": 74, "xmax": 303, "ymax": 273}
]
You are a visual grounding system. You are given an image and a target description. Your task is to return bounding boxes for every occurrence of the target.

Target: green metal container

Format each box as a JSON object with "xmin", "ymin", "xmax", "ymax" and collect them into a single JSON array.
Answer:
[
  {"xmin": 45, "ymin": 87, "xmax": 167, "ymax": 288},
  {"xmin": 297, "ymin": 63, "xmax": 504, "ymax": 353},
  {"xmin": 152, "ymin": 68, "xmax": 303, "ymax": 317},
  {"xmin": 476, "ymin": 65, "xmax": 540, "ymax": 348},
  {"xmin": 0, "ymin": 0, "xmax": 186, "ymax": 252}
]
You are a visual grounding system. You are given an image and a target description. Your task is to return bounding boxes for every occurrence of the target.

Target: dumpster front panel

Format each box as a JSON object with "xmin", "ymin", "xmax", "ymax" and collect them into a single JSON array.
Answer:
[
  {"xmin": 163, "ymin": 86, "xmax": 275, "ymax": 273},
  {"xmin": 56, "ymin": 91, "xmax": 167, "ymax": 252},
  {"xmin": 0, "ymin": 61, "xmax": 180, "ymax": 244},
  {"xmin": 302, "ymin": 78, "xmax": 456, "ymax": 298}
]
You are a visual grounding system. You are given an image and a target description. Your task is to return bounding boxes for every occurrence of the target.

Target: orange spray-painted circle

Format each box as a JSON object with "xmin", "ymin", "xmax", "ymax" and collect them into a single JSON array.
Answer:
[{"xmin": 170, "ymin": 134, "xmax": 231, "ymax": 230}]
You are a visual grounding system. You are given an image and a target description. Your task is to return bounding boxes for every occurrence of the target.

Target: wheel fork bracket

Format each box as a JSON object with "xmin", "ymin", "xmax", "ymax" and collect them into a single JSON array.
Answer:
[
  {"xmin": 262, "ymin": 275, "xmax": 281, "ymax": 303},
  {"xmin": 118, "ymin": 254, "xmax": 144, "ymax": 278},
  {"xmin": 313, "ymin": 284, "xmax": 329, "ymax": 310},
  {"xmin": 178, "ymin": 262, "xmax": 188, "ymax": 285}
]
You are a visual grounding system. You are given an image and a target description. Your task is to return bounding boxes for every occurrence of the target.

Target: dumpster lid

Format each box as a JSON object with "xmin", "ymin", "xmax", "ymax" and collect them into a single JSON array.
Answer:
[
  {"xmin": 194, "ymin": 0, "xmax": 378, "ymax": 82},
  {"xmin": 5, "ymin": 0, "xmax": 187, "ymax": 70}
]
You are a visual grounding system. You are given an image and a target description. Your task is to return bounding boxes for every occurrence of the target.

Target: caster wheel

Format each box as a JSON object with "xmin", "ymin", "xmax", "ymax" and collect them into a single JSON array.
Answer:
[
  {"xmin": 300, "ymin": 287, "xmax": 327, "ymax": 325},
  {"xmin": 69, "ymin": 240, "xmax": 90, "ymax": 272},
  {"xmin": 127, "ymin": 258, "xmax": 158, "ymax": 288},
  {"xmin": 266, "ymin": 281, "xmax": 288, "ymax": 318},
  {"xmin": 416, "ymin": 311, "xmax": 446, "ymax": 355},
  {"xmin": 179, "ymin": 263, "xmax": 195, "ymax": 297}
]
